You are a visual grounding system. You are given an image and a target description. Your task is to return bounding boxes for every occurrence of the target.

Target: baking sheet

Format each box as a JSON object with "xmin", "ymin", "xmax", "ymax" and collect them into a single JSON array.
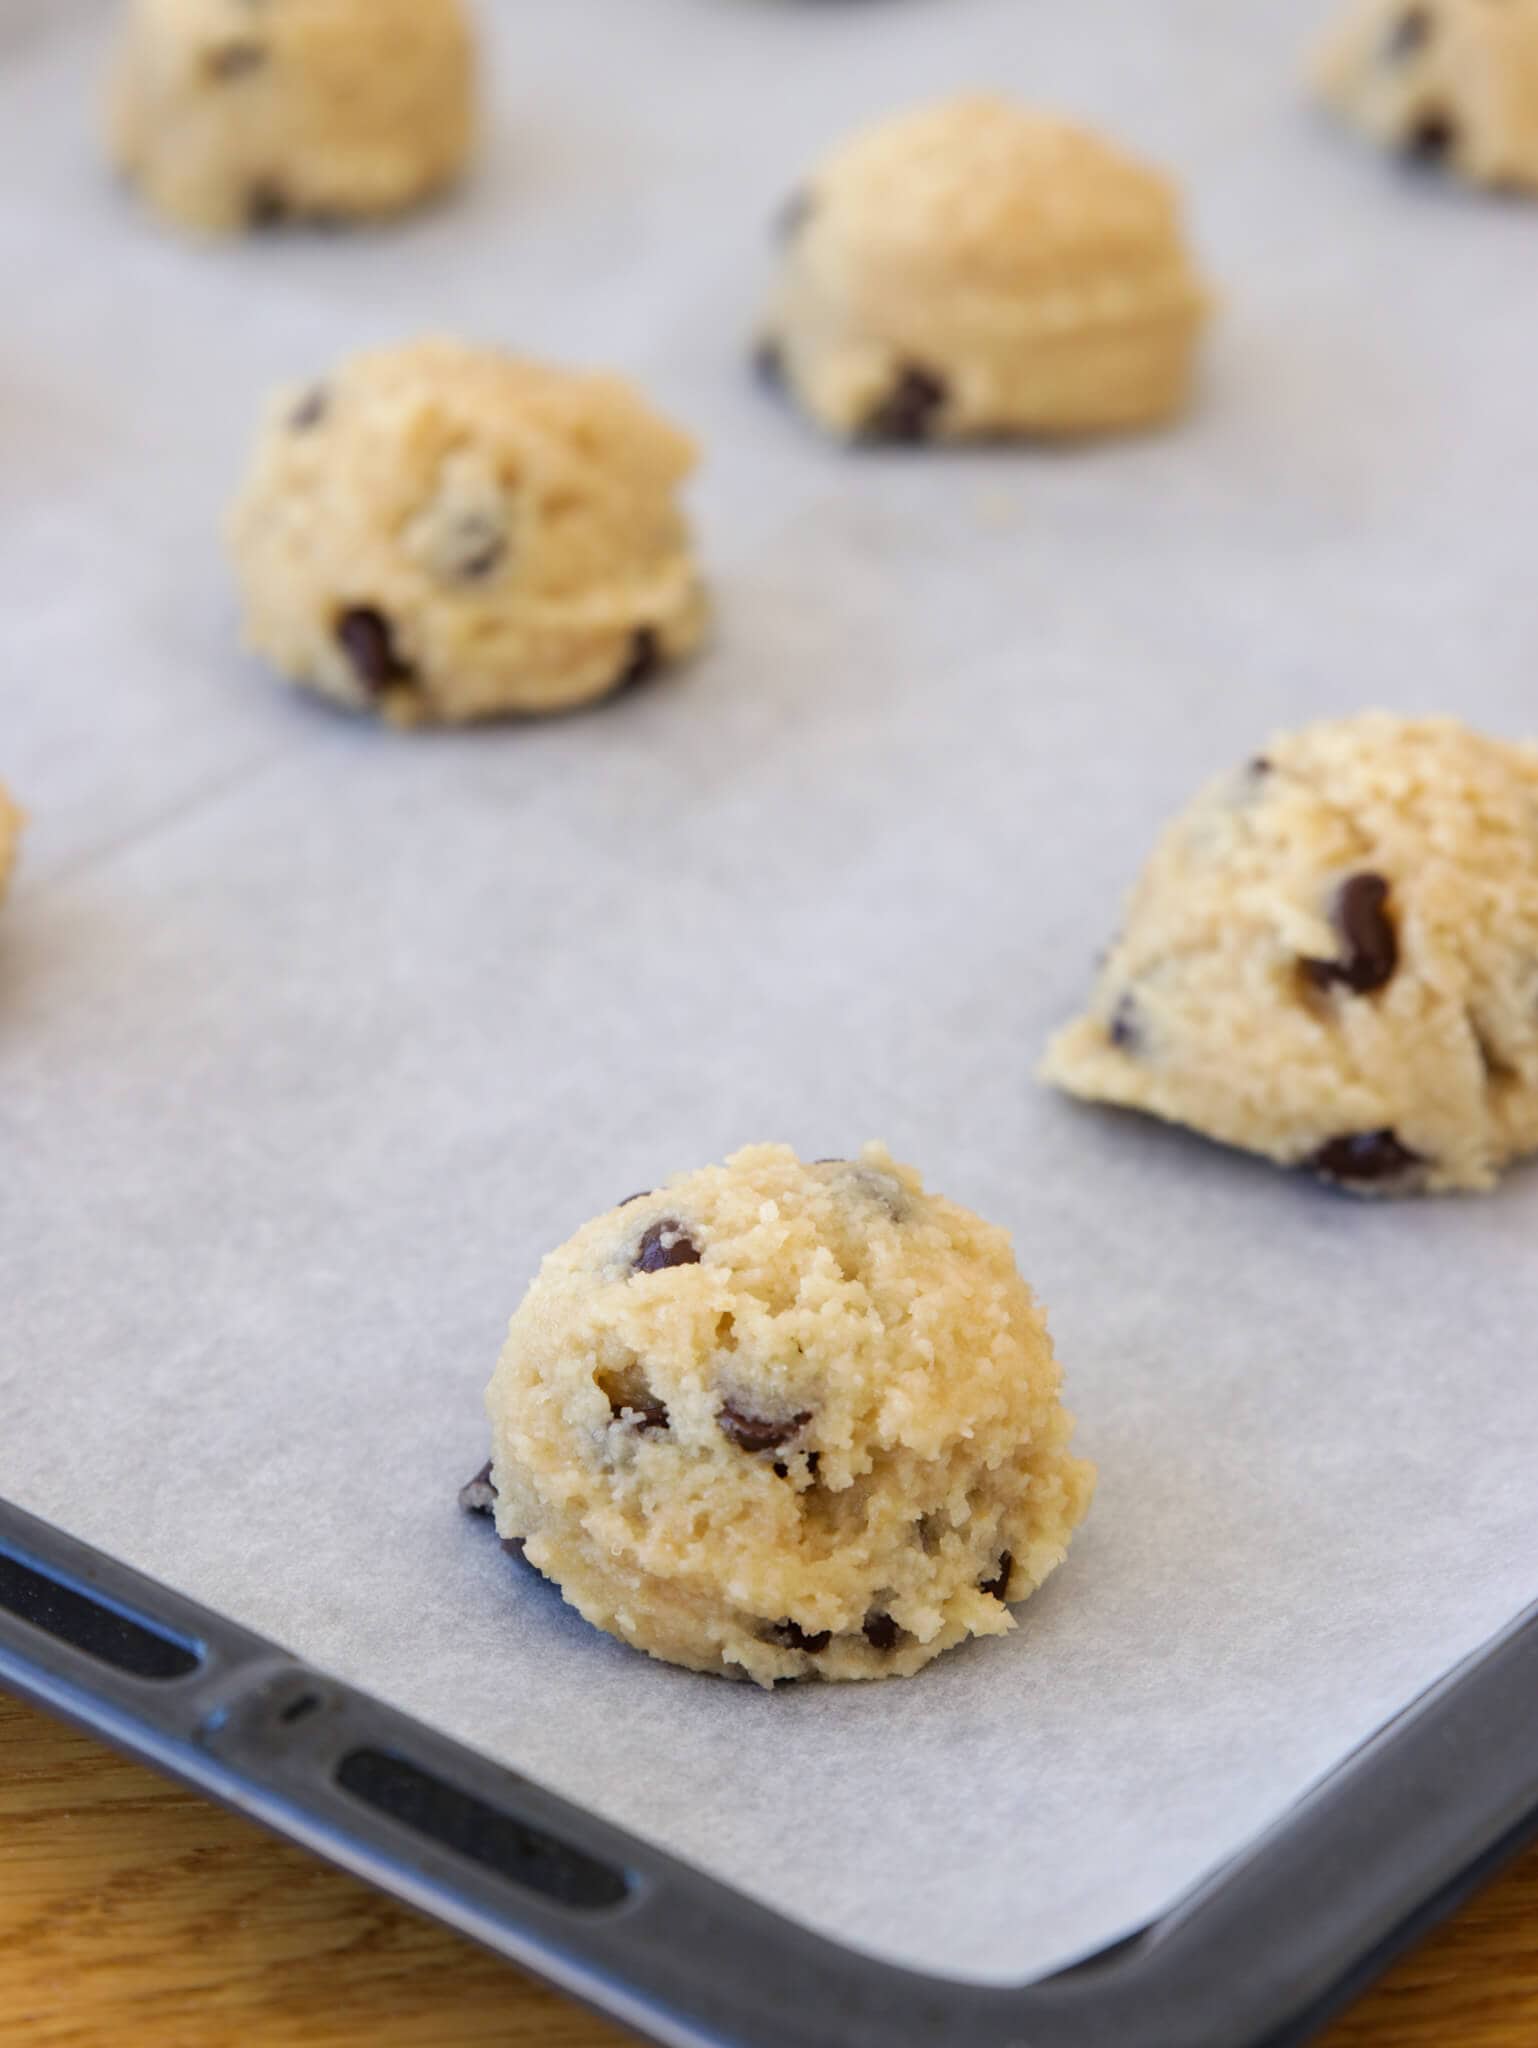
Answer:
[{"xmin": 4, "ymin": 0, "xmax": 1538, "ymax": 1990}]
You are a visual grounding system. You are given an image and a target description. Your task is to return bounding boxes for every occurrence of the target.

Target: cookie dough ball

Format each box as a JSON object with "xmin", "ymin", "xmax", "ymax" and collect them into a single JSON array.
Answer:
[
  {"xmin": 1311, "ymin": 0, "xmax": 1538, "ymax": 188},
  {"xmin": 0, "ymin": 785, "xmax": 21, "ymax": 907},
  {"xmin": 756, "ymin": 95, "xmax": 1210, "ymax": 444},
  {"xmin": 1043, "ymin": 715, "xmax": 1538, "ymax": 1196},
  {"xmin": 227, "ymin": 339, "xmax": 708, "ymax": 726},
  {"xmin": 106, "ymin": 0, "xmax": 475, "ymax": 235},
  {"xmin": 474, "ymin": 1144, "xmax": 1093, "ymax": 1685}
]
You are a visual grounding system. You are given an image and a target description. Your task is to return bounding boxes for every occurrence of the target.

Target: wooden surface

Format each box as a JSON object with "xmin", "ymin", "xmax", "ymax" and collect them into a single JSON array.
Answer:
[{"xmin": 1, "ymin": 1690, "xmax": 1536, "ymax": 2047}]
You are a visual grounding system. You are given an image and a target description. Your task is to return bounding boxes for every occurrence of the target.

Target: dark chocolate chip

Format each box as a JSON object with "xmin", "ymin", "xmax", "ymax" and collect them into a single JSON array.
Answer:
[
  {"xmin": 458, "ymin": 1460, "xmax": 497, "ymax": 1514},
  {"xmin": 618, "ymin": 1190, "xmax": 652, "ymax": 1207},
  {"xmin": 1382, "ymin": 6, "xmax": 1433, "ymax": 61},
  {"xmin": 207, "ymin": 40, "xmax": 267, "ymax": 80},
  {"xmin": 863, "ymin": 1612, "xmax": 899, "ymax": 1652},
  {"xmin": 859, "ymin": 364, "xmax": 948, "ymax": 445},
  {"xmin": 500, "ymin": 1535, "xmax": 527, "ymax": 1560},
  {"xmin": 979, "ymin": 1551, "xmax": 1014, "ymax": 1603},
  {"xmin": 335, "ymin": 606, "xmax": 413, "ymax": 695},
  {"xmin": 753, "ymin": 337, "xmax": 785, "ymax": 391},
  {"xmin": 1305, "ymin": 1129, "xmax": 1425, "ymax": 1188},
  {"xmin": 1108, "ymin": 993, "xmax": 1143, "ymax": 1053},
  {"xmin": 633, "ymin": 1218, "xmax": 701, "ymax": 1273},
  {"xmin": 1247, "ymin": 755, "xmax": 1273, "ymax": 781},
  {"xmin": 598, "ymin": 1361, "xmax": 669, "ymax": 1431},
  {"xmin": 770, "ymin": 1620, "xmax": 831, "ymax": 1654},
  {"xmin": 611, "ymin": 626, "xmax": 660, "ymax": 697},
  {"xmin": 289, "ymin": 385, "xmax": 329, "ymax": 431},
  {"xmin": 718, "ymin": 1400, "xmax": 813, "ymax": 1454},
  {"xmin": 612, "ymin": 1391, "xmax": 670, "ymax": 1431},
  {"xmin": 1406, "ymin": 109, "xmax": 1457, "ymax": 161},
  {"xmin": 246, "ymin": 180, "xmax": 290, "ymax": 228},
  {"xmin": 1301, "ymin": 873, "xmax": 1398, "ymax": 996},
  {"xmin": 773, "ymin": 187, "xmax": 815, "ymax": 240}
]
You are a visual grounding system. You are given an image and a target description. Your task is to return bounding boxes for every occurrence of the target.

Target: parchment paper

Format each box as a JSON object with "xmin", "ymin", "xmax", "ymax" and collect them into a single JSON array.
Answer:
[{"xmin": 4, "ymin": 0, "xmax": 1538, "ymax": 1989}]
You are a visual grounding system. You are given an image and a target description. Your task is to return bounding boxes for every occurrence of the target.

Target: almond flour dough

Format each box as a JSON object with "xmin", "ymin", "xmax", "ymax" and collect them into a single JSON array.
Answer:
[
  {"xmin": 470, "ymin": 1144, "xmax": 1094, "ymax": 1686},
  {"xmin": 1311, "ymin": 0, "xmax": 1538, "ymax": 188},
  {"xmin": 227, "ymin": 339, "xmax": 708, "ymax": 726},
  {"xmin": 1043, "ymin": 715, "xmax": 1538, "ymax": 1196},
  {"xmin": 755, "ymin": 95, "xmax": 1210, "ymax": 444},
  {"xmin": 106, "ymin": 0, "xmax": 476, "ymax": 235},
  {"xmin": 0, "ymin": 785, "xmax": 21, "ymax": 908}
]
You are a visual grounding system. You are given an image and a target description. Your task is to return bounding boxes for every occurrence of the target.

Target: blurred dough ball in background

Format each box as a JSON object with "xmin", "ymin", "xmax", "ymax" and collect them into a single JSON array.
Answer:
[
  {"xmin": 756, "ymin": 95, "xmax": 1211, "ymax": 445},
  {"xmin": 227, "ymin": 338, "xmax": 709, "ymax": 727},
  {"xmin": 105, "ymin": 0, "xmax": 477, "ymax": 235},
  {"xmin": 0, "ymin": 785, "xmax": 21, "ymax": 909},
  {"xmin": 1311, "ymin": 0, "xmax": 1538, "ymax": 190}
]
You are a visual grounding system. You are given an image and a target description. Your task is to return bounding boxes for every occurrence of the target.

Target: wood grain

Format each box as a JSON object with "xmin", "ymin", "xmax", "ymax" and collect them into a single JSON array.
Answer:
[{"xmin": 1, "ymin": 1689, "xmax": 1535, "ymax": 2048}]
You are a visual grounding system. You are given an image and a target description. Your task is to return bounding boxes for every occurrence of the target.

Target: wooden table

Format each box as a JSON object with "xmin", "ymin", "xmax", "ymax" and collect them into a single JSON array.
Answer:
[{"xmin": 2, "ymin": 1690, "xmax": 1535, "ymax": 2048}]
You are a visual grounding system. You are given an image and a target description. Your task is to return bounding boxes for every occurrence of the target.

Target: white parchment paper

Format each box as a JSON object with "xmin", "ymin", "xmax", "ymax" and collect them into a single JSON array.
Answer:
[{"xmin": 4, "ymin": 0, "xmax": 1538, "ymax": 1988}]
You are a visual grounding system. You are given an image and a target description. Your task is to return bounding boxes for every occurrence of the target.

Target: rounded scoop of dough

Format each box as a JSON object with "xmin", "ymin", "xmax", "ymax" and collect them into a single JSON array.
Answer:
[
  {"xmin": 1310, "ymin": 0, "xmax": 1538, "ymax": 191},
  {"xmin": 1043, "ymin": 714, "xmax": 1538, "ymax": 1196},
  {"xmin": 227, "ymin": 338, "xmax": 708, "ymax": 726},
  {"xmin": 757, "ymin": 94, "xmax": 1210, "ymax": 444},
  {"xmin": 479, "ymin": 1143, "xmax": 1094, "ymax": 1685},
  {"xmin": 106, "ymin": 0, "xmax": 476, "ymax": 235},
  {"xmin": 0, "ymin": 784, "xmax": 21, "ymax": 907}
]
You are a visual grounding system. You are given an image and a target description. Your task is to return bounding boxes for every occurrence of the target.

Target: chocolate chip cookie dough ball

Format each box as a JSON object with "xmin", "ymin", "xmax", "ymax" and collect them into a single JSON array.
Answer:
[
  {"xmin": 0, "ymin": 784, "xmax": 21, "ymax": 908},
  {"xmin": 1043, "ymin": 716, "xmax": 1538, "ymax": 1196},
  {"xmin": 106, "ymin": 0, "xmax": 475, "ymax": 235},
  {"xmin": 472, "ymin": 1144, "xmax": 1094, "ymax": 1685},
  {"xmin": 227, "ymin": 339, "xmax": 708, "ymax": 726},
  {"xmin": 755, "ymin": 95, "xmax": 1210, "ymax": 444},
  {"xmin": 1311, "ymin": 0, "xmax": 1538, "ymax": 188}
]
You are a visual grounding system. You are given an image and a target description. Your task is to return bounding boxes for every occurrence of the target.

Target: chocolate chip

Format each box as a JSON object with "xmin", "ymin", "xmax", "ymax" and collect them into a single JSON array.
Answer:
[
  {"xmin": 289, "ymin": 385, "xmax": 329, "ymax": 431},
  {"xmin": 613, "ymin": 1392, "xmax": 669, "ymax": 1431},
  {"xmin": 500, "ymin": 1535, "xmax": 527, "ymax": 1560},
  {"xmin": 633, "ymin": 1219, "xmax": 701, "ymax": 1273},
  {"xmin": 1302, "ymin": 873, "xmax": 1398, "ymax": 996},
  {"xmin": 1108, "ymin": 993, "xmax": 1143, "ymax": 1053},
  {"xmin": 863, "ymin": 1612, "xmax": 899, "ymax": 1652},
  {"xmin": 246, "ymin": 180, "xmax": 289, "ymax": 228},
  {"xmin": 1407, "ymin": 109, "xmax": 1456, "ymax": 161},
  {"xmin": 335, "ymin": 606, "xmax": 413, "ymax": 695},
  {"xmin": 774, "ymin": 187, "xmax": 815, "ymax": 240},
  {"xmin": 753, "ymin": 338, "xmax": 785, "ymax": 391},
  {"xmin": 207, "ymin": 40, "xmax": 267, "ymax": 79},
  {"xmin": 618, "ymin": 1190, "xmax": 652, "ymax": 1207},
  {"xmin": 611, "ymin": 627, "xmax": 660, "ymax": 697},
  {"xmin": 1305, "ymin": 1129, "xmax": 1424, "ymax": 1188},
  {"xmin": 1382, "ymin": 6, "xmax": 1433, "ymax": 61},
  {"xmin": 718, "ymin": 1401, "xmax": 812, "ymax": 1454},
  {"xmin": 859, "ymin": 365, "xmax": 948, "ymax": 445},
  {"xmin": 770, "ymin": 1621, "xmax": 831, "ymax": 1654},
  {"xmin": 979, "ymin": 1552, "xmax": 1014, "ymax": 1603},
  {"xmin": 458, "ymin": 1460, "xmax": 497, "ymax": 1514},
  {"xmin": 1247, "ymin": 755, "xmax": 1273, "ymax": 781}
]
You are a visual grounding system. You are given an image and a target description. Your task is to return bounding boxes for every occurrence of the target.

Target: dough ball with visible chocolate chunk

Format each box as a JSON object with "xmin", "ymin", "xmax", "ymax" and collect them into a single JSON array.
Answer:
[
  {"xmin": 1042, "ymin": 715, "xmax": 1538, "ymax": 1196},
  {"xmin": 227, "ymin": 339, "xmax": 707, "ymax": 726},
  {"xmin": 755, "ymin": 95, "xmax": 1210, "ymax": 444},
  {"xmin": 105, "ymin": 0, "xmax": 476, "ymax": 236},
  {"xmin": 0, "ymin": 783, "xmax": 22, "ymax": 910},
  {"xmin": 1311, "ymin": 0, "xmax": 1538, "ymax": 190},
  {"xmin": 479, "ymin": 1143, "xmax": 1093, "ymax": 1686}
]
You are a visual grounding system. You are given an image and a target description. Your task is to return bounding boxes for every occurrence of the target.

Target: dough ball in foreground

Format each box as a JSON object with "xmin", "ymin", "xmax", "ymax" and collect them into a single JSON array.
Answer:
[
  {"xmin": 1042, "ymin": 714, "xmax": 1538, "ymax": 1196},
  {"xmin": 1311, "ymin": 0, "xmax": 1538, "ymax": 190},
  {"xmin": 106, "ymin": 0, "xmax": 476, "ymax": 235},
  {"xmin": 755, "ymin": 94, "xmax": 1210, "ymax": 444},
  {"xmin": 471, "ymin": 1144, "xmax": 1093, "ymax": 1686},
  {"xmin": 227, "ymin": 339, "xmax": 708, "ymax": 726}
]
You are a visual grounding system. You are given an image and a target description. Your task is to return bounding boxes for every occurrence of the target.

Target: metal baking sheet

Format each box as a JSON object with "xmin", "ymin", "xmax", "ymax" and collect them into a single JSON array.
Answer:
[{"xmin": 4, "ymin": 0, "xmax": 1537, "ymax": 1994}]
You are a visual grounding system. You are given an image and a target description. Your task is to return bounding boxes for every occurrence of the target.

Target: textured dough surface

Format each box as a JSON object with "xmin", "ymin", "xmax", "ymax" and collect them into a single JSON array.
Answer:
[
  {"xmin": 227, "ymin": 338, "xmax": 708, "ymax": 725},
  {"xmin": 478, "ymin": 1144, "xmax": 1093, "ymax": 1686},
  {"xmin": 758, "ymin": 95, "xmax": 1210, "ymax": 443},
  {"xmin": 1043, "ymin": 714, "xmax": 1538, "ymax": 1196},
  {"xmin": 1311, "ymin": 0, "xmax": 1538, "ymax": 189},
  {"xmin": 0, "ymin": 784, "xmax": 20, "ymax": 908},
  {"xmin": 106, "ymin": 0, "xmax": 475, "ymax": 234}
]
